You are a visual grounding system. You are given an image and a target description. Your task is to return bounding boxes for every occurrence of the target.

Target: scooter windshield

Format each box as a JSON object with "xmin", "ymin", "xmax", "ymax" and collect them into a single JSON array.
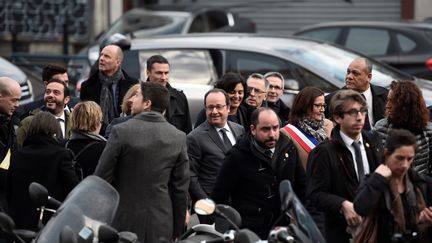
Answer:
[{"xmin": 34, "ymin": 176, "xmax": 119, "ymax": 243}]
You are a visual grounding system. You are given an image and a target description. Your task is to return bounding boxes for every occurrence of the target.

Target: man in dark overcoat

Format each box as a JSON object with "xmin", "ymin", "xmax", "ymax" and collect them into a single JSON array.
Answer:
[
  {"xmin": 94, "ymin": 82, "xmax": 189, "ymax": 242},
  {"xmin": 307, "ymin": 89, "xmax": 383, "ymax": 243},
  {"xmin": 211, "ymin": 107, "xmax": 306, "ymax": 239}
]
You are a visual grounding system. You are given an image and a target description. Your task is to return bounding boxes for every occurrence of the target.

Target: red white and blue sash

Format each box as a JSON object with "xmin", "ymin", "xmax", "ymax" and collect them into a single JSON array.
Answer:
[{"xmin": 283, "ymin": 124, "xmax": 319, "ymax": 153}]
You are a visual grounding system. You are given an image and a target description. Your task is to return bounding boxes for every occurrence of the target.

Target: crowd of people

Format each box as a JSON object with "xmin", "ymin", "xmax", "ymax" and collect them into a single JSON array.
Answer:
[{"xmin": 0, "ymin": 41, "xmax": 432, "ymax": 243}]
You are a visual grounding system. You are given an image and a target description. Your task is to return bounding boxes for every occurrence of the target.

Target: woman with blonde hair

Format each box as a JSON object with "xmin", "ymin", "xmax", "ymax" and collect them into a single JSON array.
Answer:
[
  {"xmin": 66, "ymin": 101, "xmax": 107, "ymax": 177},
  {"xmin": 120, "ymin": 84, "xmax": 141, "ymax": 117}
]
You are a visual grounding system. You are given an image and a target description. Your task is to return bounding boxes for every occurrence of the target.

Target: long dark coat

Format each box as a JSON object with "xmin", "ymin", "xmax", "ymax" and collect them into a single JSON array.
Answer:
[
  {"xmin": 307, "ymin": 126, "xmax": 383, "ymax": 243},
  {"xmin": 94, "ymin": 112, "xmax": 189, "ymax": 242},
  {"xmin": 7, "ymin": 135, "xmax": 79, "ymax": 230}
]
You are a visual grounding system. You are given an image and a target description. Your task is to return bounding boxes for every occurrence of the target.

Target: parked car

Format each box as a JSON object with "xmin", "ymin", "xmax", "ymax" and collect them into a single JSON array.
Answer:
[
  {"xmin": 292, "ymin": 21, "xmax": 432, "ymax": 80},
  {"xmin": 112, "ymin": 33, "xmax": 432, "ymax": 123},
  {"xmin": 83, "ymin": 5, "xmax": 256, "ymax": 66},
  {"xmin": 0, "ymin": 57, "xmax": 34, "ymax": 104}
]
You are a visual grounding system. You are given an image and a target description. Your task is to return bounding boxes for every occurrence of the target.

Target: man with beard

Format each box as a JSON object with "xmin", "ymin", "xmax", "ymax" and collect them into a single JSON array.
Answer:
[
  {"xmin": 17, "ymin": 79, "xmax": 71, "ymax": 145},
  {"xmin": 211, "ymin": 107, "xmax": 306, "ymax": 239}
]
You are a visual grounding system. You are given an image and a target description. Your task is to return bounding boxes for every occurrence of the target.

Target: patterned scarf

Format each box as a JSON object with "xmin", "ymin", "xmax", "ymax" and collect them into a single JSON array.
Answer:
[
  {"xmin": 99, "ymin": 69, "xmax": 123, "ymax": 125},
  {"xmin": 296, "ymin": 117, "xmax": 327, "ymax": 142}
]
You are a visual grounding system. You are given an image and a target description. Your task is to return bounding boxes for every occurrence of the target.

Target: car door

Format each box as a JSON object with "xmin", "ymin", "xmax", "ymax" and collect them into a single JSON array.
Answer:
[{"xmin": 342, "ymin": 27, "xmax": 399, "ymax": 65}]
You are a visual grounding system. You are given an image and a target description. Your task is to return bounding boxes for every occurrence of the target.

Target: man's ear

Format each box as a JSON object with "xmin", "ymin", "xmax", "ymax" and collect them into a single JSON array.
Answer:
[
  {"xmin": 143, "ymin": 99, "xmax": 152, "ymax": 111},
  {"xmin": 250, "ymin": 124, "xmax": 256, "ymax": 136},
  {"xmin": 64, "ymin": 96, "xmax": 70, "ymax": 105}
]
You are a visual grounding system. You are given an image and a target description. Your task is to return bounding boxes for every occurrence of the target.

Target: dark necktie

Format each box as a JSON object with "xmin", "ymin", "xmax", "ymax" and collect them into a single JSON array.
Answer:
[
  {"xmin": 352, "ymin": 141, "xmax": 365, "ymax": 183},
  {"xmin": 56, "ymin": 118, "xmax": 65, "ymax": 139},
  {"xmin": 220, "ymin": 128, "xmax": 232, "ymax": 150},
  {"xmin": 360, "ymin": 93, "xmax": 371, "ymax": 130},
  {"xmin": 265, "ymin": 149, "xmax": 273, "ymax": 158}
]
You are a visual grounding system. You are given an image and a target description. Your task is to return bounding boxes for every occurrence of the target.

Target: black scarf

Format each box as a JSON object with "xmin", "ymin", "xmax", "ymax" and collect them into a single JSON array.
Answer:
[{"xmin": 99, "ymin": 69, "xmax": 123, "ymax": 125}]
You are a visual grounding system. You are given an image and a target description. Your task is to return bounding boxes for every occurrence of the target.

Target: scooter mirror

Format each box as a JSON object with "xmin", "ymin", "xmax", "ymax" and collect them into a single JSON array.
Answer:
[
  {"xmin": 29, "ymin": 182, "xmax": 49, "ymax": 207},
  {"xmin": 0, "ymin": 212, "xmax": 16, "ymax": 233},
  {"xmin": 194, "ymin": 198, "xmax": 216, "ymax": 215},
  {"xmin": 98, "ymin": 224, "xmax": 119, "ymax": 242}
]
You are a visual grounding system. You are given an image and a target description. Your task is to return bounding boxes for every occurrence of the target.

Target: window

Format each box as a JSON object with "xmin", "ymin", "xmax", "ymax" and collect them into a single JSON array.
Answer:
[
  {"xmin": 137, "ymin": 50, "xmax": 217, "ymax": 85},
  {"xmin": 345, "ymin": 28, "xmax": 390, "ymax": 56},
  {"xmin": 225, "ymin": 50, "xmax": 334, "ymax": 91},
  {"xmin": 396, "ymin": 33, "xmax": 416, "ymax": 53},
  {"xmin": 296, "ymin": 28, "xmax": 342, "ymax": 43}
]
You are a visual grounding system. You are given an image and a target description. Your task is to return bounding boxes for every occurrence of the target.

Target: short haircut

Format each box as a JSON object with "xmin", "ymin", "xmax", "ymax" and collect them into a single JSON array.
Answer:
[
  {"xmin": 204, "ymin": 88, "xmax": 231, "ymax": 107},
  {"xmin": 146, "ymin": 55, "xmax": 170, "ymax": 71},
  {"xmin": 27, "ymin": 111, "xmax": 62, "ymax": 139},
  {"xmin": 71, "ymin": 101, "xmax": 103, "ymax": 132},
  {"xmin": 385, "ymin": 129, "xmax": 417, "ymax": 154},
  {"xmin": 42, "ymin": 65, "xmax": 67, "ymax": 82},
  {"xmin": 247, "ymin": 73, "xmax": 269, "ymax": 90},
  {"xmin": 354, "ymin": 57, "xmax": 372, "ymax": 74},
  {"xmin": 46, "ymin": 78, "xmax": 70, "ymax": 97},
  {"xmin": 250, "ymin": 107, "xmax": 276, "ymax": 126},
  {"xmin": 289, "ymin": 87, "xmax": 324, "ymax": 125},
  {"xmin": 141, "ymin": 82, "xmax": 169, "ymax": 113},
  {"xmin": 121, "ymin": 84, "xmax": 141, "ymax": 115},
  {"xmin": 214, "ymin": 72, "xmax": 247, "ymax": 93},
  {"xmin": 0, "ymin": 77, "xmax": 17, "ymax": 96},
  {"xmin": 329, "ymin": 89, "xmax": 366, "ymax": 119},
  {"xmin": 264, "ymin": 71, "xmax": 285, "ymax": 90}
]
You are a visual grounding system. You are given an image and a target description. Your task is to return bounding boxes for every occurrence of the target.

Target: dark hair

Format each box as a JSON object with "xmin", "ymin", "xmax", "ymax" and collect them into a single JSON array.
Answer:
[
  {"xmin": 289, "ymin": 87, "xmax": 324, "ymax": 125},
  {"xmin": 204, "ymin": 88, "xmax": 231, "ymax": 107},
  {"xmin": 214, "ymin": 72, "xmax": 247, "ymax": 94},
  {"xmin": 330, "ymin": 89, "xmax": 366, "ymax": 120},
  {"xmin": 46, "ymin": 78, "xmax": 70, "ymax": 97},
  {"xmin": 141, "ymin": 82, "xmax": 169, "ymax": 113},
  {"xmin": 385, "ymin": 129, "xmax": 417, "ymax": 155},
  {"xmin": 250, "ymin": 107, "xmax": 275, "ymax": 126},
  {"xmin": 42, "ymin": 65, "xmax": 67, "ymax": 82},
  {"xmin": 27, "ymin": 111, "xmax": 62, "ymax": 139},
  {"xmin": 146, "ymin": 55, "xmax": 170, "ymax": 71},
  {"xmin": 387, "ymin": 80, "xmax": 429, "ymax": 133}
]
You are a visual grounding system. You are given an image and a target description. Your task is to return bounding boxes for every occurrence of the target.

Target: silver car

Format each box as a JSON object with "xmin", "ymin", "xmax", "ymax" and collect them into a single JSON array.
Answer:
[
  {"xmin": 0, "ymin": 57, "xmax": 34, "ymax": 104},
  {"xmin": 119, "ymin": 33, "xmax": 432, "ymax": 123}
]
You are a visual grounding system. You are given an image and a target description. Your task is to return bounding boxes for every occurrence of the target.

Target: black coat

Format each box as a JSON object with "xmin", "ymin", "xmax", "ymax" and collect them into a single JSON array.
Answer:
[
  {"xmin": 306, "ymin": 126, "xmax": 383, "ymax": 243},
  {"xmin": 7, "ymin": 135, "xmax": 79, "ymax": 230},
  {"xmin": 268, "ymin": 99, "xmax": 290, "ymax": 126},
  {"xmin": 325, "ymin": 84, "xmax": 388, "ymax": 125},
  {"xmin": 165, "ymin": 83, "xmax": 192, "ymax": 134},
  {"xmin": 80, "ymin": 69, "xmax": 138, "ymax": 119},
  {"xmin": 211, "ymin": 133, "xmax": 306, "ymax": 238},
  {"xmin": 354, "ymin": 170, "xmax": 432, "ymax": 243},
  {"xmin": 66, "ymin": 130, "xmax": 107, "ymax": 178},
  {"xmin": 0, "ymin": 114, "xmax": 19, "ymax": 213}
]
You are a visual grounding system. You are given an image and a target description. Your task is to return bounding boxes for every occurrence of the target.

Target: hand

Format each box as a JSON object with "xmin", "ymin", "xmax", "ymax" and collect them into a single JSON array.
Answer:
[
  {"xmin": 185, "ymin": 208, "xmax": 191, "ymax": 226},
  {"xmin": 419, "ymin": 207, "xmax": 432, "ymax": 227},
  {"xmin": 341, "ymin": 200, "xmax": 362, "ymax": 226},
  {"xmin": 375, "ymin": 164, "xmax": 392, "ymax": 178}
]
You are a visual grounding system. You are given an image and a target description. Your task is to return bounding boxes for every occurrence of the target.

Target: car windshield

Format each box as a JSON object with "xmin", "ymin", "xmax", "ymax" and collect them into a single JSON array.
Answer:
[
  {"xmin": 278, "ymin": 43, "xmax": 413, "ymax": 88},
  {"xmin": 102, "ymin": 11, "xmax": 188, "ymax": 40}
]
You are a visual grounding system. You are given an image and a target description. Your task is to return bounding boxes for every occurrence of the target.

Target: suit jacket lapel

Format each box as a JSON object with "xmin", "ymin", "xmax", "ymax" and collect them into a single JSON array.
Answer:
[
  {"xmin": 227, "ymin": 122, "xmax": 241, "ymax": 140},
  {"xmin": 205, "ymin": 122, "xmax": 227, "ymax": 153}
]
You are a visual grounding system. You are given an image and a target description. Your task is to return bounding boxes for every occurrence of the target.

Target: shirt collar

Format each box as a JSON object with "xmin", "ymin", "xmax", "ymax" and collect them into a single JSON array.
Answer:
[{"xmin": 339, "ymin": 129, "xmax": 363, "ymax": 147}]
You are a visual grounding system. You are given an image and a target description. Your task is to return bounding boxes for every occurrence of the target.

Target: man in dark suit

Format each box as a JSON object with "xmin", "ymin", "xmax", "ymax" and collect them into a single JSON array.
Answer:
[
  {"xmin": 187, "ymin": 89, "xmax": 245, "ymax": 202},
  {"xmin": 325, "ymin": 57, "xmax": 388, "ymax": 129},
  {"xmin": 95, "ymin": 82, "xmax": 189, "ymax": 242},
  {"xmin": 80, "ymin": 45, "xmax": 138, "ymax": 130},
  {"xmin": 146, "ymin": 55, "xmax": 192, "ymax": 134},
  {"xmin": 307, "ymin": 89, "xmax": 383, "ymax": 243},
  {"xmin": 211, "ymin": 107, "xmax": 306, "ymax": 239}
]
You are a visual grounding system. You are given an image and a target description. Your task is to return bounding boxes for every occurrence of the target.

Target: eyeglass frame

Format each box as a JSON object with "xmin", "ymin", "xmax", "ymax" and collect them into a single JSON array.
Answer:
[
  {"xmin": 205, "ymin": 104, "xmax": 228, "ymax": 111},
  {"xmin": 342, "ymin": 107, "xmax": 368, "ymax": 117}
]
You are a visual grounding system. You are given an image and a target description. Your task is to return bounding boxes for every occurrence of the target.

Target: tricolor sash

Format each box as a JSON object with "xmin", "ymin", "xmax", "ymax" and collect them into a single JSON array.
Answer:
[{"xmin": 283, "ymin": 124, "xmax": 319, "ymax": 153}]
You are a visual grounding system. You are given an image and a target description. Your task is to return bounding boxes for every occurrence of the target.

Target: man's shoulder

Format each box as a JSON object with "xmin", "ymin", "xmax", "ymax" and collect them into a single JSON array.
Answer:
[
  {"xmin": 370, "ymin": 84, "xmax": 388, "ymax": 96},
  {"xmin": 228, "ymin": 121, "xmax": 245, "ymax": 132}
]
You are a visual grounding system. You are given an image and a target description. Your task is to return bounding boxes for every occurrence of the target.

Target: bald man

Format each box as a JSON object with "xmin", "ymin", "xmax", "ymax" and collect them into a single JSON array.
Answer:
[
  {"xmin": 80, "ymin": 44, "xmax": 138, "ymax": 132},
  {"xmin": 0, "ymin": 76, "xmax": 21, "ymax": 212}
]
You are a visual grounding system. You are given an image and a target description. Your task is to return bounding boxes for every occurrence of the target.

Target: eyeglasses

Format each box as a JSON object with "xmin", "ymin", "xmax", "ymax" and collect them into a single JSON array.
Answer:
[
  {"xmin": 247, "ymin": 87, "xmax": 266, "ymax": 94},
  {"xmin": 206, "ymin": 104, "xmax": 227, "ymax": 111},
  {"xmin": 269, "ymin": 84, "xmax": 282, "ymax": 91},
  {"xmin": 343, "ymin": 108, "xmax": 368, "ymax": 117},
  {"xmin": 313, "ymin": 103, "xmax": 327, "ymax": 109}
]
